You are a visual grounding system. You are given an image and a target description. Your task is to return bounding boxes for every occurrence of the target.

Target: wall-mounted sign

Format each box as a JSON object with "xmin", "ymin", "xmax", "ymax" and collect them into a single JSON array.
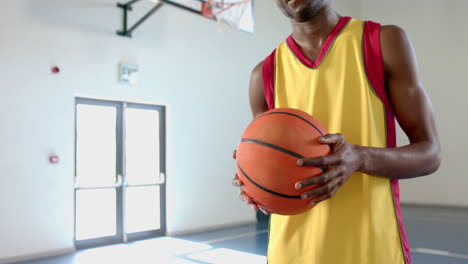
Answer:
[{"xmin": 119, "ymin": 63, "xmax": 138, "ymax": 86}]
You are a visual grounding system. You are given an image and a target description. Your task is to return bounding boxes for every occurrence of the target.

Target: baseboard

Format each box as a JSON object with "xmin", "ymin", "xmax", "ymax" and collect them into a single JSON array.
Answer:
[
  {"xmin": 167, "ymin": 219, "xmax": 258, "ymax": 237},
  {"xmin": 0, "ymin": 247, "xmax": 75, "ymax": 264},
  {"xmin": 401, "ymin": 202, "xmax": 468, "ymax": 210}
]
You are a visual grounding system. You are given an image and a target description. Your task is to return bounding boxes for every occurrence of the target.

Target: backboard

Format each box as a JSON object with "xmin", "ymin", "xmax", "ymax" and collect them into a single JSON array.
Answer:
[{"xmin": 160, "ymin": 0, "xmax": 254, "ymax": 33}]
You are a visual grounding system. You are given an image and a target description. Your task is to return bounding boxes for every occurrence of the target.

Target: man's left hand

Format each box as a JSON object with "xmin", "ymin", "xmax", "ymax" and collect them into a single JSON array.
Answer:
[{"xmin": 295, "ymin": 134, "xmax": 363, "ymax": 205}]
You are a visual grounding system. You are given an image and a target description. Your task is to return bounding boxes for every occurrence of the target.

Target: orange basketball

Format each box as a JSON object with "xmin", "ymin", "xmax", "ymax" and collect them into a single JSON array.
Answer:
[{"xmin": 236, "ymin": 108, "xmax": 331, "ymax": 215}]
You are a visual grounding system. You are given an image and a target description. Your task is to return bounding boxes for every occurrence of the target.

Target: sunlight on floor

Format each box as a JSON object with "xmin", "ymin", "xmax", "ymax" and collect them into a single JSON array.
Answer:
[
  {"xmin": 73, "ymin": 237, "xmax": 266, "ymax": 264},
  {"xmin": 130, "ymin": 237, "xmax": 213, "ymax": 255},
  {"xmin": 187, "ymin": 248, "xmax": 267, "ymax": 264}
]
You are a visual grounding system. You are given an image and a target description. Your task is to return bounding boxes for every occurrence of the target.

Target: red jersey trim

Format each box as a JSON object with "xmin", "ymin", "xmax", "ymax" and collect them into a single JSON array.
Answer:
[
  {"xmin": 286, "ymin": 16, "xmax": 351, "ymax": 69},
  {"xmin": 363, "ymin": 20, "xmax": 412, "ymax": 264},
  {"xmin": 262, "ymin": 49, "xmax": 276, "ymax": 110}
]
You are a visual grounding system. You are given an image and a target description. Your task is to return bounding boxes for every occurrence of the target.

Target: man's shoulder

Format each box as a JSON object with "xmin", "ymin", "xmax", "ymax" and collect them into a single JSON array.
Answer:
[
  {"xmin": 361, "ymin": 18, "xmax": 408, "ymax": 38},
  {"xmin": 380, "ymin": 25, "xmax": 410, "ymax": 51},
  {"xmin": 362, "ymin": 21, "xmax": 409, "ymax": 50},
  {"xmin": 381, "ymin": 25, "xmax": 407, "ymax": 38}
]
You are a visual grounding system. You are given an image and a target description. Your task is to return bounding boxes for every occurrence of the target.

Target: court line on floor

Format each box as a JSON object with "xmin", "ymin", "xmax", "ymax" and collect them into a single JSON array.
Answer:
[
  {"xmin": 405, "ymin": 215, "xmax": 468, "ymax": 225},
  {"xmin": 412, "ymin": 248, "xmax": 468, "ymax": 260},
  {"xmin": 404, "ymin": 213, "xmax": 468, "ymax": 220},
  {"xmin": 199, "ymin": 229, "xmax": 468, "ymax": 261},
  {"xmin": 201, "ymin": 229, "xmax": 269, "ymax": 244}
]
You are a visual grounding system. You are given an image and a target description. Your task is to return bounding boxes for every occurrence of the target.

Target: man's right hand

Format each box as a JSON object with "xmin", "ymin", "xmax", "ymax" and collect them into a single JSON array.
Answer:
[
  {"xmin": 234, "ymin": 61, "xmax": 271, "ymax": 215},
  {"xmin": 232, "ymin": 150, "xmax": 270, "ymax": 215}
]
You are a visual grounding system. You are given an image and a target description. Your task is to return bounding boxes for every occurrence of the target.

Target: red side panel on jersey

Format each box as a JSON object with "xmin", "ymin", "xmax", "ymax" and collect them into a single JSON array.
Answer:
[
  {"xmin": 364, "ymin": 20, "xmax": 411, "ymax": 264},
  {"xmin": 262, "ymin": 49, "xmax": 276, "ymax": 110}
]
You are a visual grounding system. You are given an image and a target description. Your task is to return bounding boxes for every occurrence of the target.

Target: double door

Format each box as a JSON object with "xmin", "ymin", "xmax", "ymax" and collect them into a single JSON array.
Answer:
[{"xmin": 74, "ymin": 98, "xmax": 166, "ymax": 249}]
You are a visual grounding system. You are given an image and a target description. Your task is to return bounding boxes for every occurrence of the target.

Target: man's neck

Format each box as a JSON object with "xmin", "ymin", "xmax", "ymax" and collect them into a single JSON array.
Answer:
[{"xmin": 291, "ymin": 4, "xmax": 341, "ymax": 50}]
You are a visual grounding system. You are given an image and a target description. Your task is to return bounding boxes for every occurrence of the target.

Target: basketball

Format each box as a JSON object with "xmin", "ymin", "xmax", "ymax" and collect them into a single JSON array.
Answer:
[{"xmin": 236, "ymin": 108, "xmax": 331, "ymax": 215}]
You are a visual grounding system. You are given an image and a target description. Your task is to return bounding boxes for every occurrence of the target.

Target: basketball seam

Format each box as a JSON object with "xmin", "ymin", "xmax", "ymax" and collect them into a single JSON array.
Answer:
[
  {"xmin": 240, "ymin": 138, "xmax": 327, "ymax": 172},
  {"xmin": 256, "ymin": 111, "xmax": 326, "ymax": 136},
  {"xmin": 237, "ymin": 162, "xmax": 302, "ymax": 199},
  {"xmin": 241, "ymin": 138, "xmax": 303, "ymax": 158}
]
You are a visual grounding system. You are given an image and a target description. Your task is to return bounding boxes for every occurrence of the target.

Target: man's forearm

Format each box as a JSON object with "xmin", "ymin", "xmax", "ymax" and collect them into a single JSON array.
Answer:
[{"xmin": 356, "ymin": 141, "xmax": 442, "ymax": 179}]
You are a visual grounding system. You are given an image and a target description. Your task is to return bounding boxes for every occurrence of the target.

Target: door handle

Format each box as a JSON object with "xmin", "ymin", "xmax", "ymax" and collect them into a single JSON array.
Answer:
[
  {"xmin": 158, "ymin": 172, "xmax": 166, "ymax": 184},
  {"xmin": 75, "ymin": 175, "xmax": 122, "ymax": 190},
  {"xmin": 119, "ymin": 173, "xmax": 166, "ymax": 188},
  {"xmin": 117, "ymin": 174, "xmax": 123, "ymax": 187}
]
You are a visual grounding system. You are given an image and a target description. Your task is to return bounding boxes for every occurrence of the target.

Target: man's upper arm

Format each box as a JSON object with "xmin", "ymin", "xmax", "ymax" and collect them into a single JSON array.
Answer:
[
  {"xmin": 381, "ymin": 25, "xmax": 440, "ymax": 148},
  {"xmin": 249, "ymin": 62, "xmax": 269, "ymax": 118}
]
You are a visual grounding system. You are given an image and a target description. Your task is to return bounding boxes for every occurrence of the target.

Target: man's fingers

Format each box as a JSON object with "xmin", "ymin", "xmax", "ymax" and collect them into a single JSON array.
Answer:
[
  {"xmin": 296, "ymin": 169, "xmax": 340, "ymax": 189},
  {"xmin": 233, "ymin": 166, "xmax": 267, "ymax": 214},
  {"xmin": 296, "ymin": 134, "xmax": 347, "ymax": 167},
  {"xmin": 238, "ymin": 189, "xmax": 270, "ymax": 214},
  {"xmin": 259, "ymin": 206, "xmax": 270, "ymax": 215},
  {"xmin": 309, "ymin": 184, "xmax": 340, "ymax": 205},
  {"xmin": 239, "ymin": 192, "xmax": 259, "ymax": 211},
  {"xmin": 233, "ymin": 150, "xmax": 260, "ymax": 212},
  {"xmin": 298, "ymin": 153, "xmax": 344, "ymax": 167},
  {"xmin": 300, "ymin": 176, "xmax": 342, "ymax": 199},
  {"xmin": 297, "ymin": 134, "xmax": 346, "ymax": 166},
  {"xmin": 319, "ymin": 133, "xmax": 344, "ymax": 144},
  {"xmin": 239, "ymin": 192, "xmax": 252, "ymax": 203},
  {"xmin": 232, "ymin": 179, "xmax": 242, "ymax": 187},
  {"xmin": 232, "ymin": 173, "xmax": 244, "ymax": 187}
]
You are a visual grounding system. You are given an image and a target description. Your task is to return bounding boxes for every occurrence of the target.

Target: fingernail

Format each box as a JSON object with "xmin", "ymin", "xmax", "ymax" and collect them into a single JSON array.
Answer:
[
  {"xmin": 301, "ymin": 194, "xmax": 308, "ymax": 199},
  {"xmin": 310, "ymin": 201, "xmax": 316, "ymax": 205},
  {"xmin": 297, "ymin": 159, "xmax": 304, "ymax": 166},
  {"xmin": 319, "ymin": 137, "xmax": 326, "ymax": 142},
  {"xmin": 251, "ymin": 205, "xmax": 256, "ymax": 210},
  {"xmin": 296, "ymin": 183, "xmax": 302, "ymax": 189}
]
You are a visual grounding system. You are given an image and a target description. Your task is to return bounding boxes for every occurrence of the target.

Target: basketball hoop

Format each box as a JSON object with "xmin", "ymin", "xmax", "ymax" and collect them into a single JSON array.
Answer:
[{"xmin": 201, "ymin": 0, "xmax": 252, "ymax": 32}]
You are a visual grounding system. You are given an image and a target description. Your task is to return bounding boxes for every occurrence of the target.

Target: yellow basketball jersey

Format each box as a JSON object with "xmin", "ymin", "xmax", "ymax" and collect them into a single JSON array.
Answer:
[{"xmin": 261, "ymin": 17, "xmax": 411, "ymax": 264}]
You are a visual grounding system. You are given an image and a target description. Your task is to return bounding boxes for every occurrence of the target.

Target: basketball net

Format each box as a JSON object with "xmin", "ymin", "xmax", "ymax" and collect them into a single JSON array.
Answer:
[{"xmin": 201, "ymin": 0, "xmax": 251, "ymax": 31}]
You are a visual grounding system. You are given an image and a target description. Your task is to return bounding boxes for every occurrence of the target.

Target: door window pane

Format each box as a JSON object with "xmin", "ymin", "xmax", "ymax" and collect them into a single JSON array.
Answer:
[
  {"xmin": 76, "ymin": 189, "xmax": 116, "ymax": 240},
  {"xmin": 125, "ymin": 186, "xmax": 161, "ymax": 233},
  {"xmin": 125, "ymin": 108, "xmax": 160, "ymax": 185},
  {"xmin": 76, "ymin": 104, "xmax": 117, "ymax": 187}
]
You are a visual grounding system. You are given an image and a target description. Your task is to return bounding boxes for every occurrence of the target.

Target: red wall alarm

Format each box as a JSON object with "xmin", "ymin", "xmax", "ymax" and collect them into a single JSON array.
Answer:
[{"xmin": 49, "ymin": 155, "xmax": 60, "ymax": 164}]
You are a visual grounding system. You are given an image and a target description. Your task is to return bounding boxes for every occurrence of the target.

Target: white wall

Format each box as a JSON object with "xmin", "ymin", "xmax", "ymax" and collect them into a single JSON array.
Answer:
[
  {"xmin": 334, "ymin": 0, "xmax": 361, "ymax": 18},
  {"xmin": 360, "ymin": 0, "xmax": 468, "ymax": 207},
  {"xmin": 4, "ymin": 0, "xmax": 458, "ymax": 262},
  {"xmin": 0, "ymin": 0, "xmax": 294, "ymax": 261}
]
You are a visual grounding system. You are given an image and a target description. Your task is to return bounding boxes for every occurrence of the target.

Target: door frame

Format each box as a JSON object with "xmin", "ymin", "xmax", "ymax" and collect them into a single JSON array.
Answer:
[
  {"xmin": 124, "ymin": 102, "xmax": 167, "ymax": 243},
  {"xmin": 74, "ymin": 97, "xmax": 167, "ymax": 249}
]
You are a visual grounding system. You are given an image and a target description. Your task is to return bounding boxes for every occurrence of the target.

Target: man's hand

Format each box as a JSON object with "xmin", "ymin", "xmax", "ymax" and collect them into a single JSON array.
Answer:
[
  {"xmin": 295, "ymin": 134, "xmax": 363, "ymax": 205},
  {"xmin": 232, "ymin": 150, "xmax": 270, "ymax": 215}
]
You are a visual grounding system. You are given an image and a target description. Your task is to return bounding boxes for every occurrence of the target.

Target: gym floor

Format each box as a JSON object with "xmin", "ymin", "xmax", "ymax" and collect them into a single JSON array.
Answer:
[{"xmin": 15, "ymin": 205, "xmax": 468, "ymax": 264}]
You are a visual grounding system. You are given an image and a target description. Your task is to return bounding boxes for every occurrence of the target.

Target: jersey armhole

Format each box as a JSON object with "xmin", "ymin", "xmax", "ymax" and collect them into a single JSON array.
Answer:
[
  {"xmin": 363, "ymin": 21, "xmax": 396, "ymax": 148},
  {"xmin": 262, "ymin": 49, "xmax": 276, "ymax": 110},
  {"xmin": 364, "ymin": 21, "xmax": 412, "ymax": 264}
]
